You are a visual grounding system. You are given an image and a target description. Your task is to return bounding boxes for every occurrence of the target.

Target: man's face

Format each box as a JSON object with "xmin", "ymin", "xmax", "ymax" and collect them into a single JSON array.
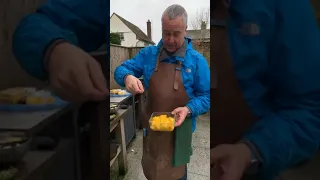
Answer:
[{"xmin": 162, "ymin": 14, "xmax": 186, "ymax": 52}]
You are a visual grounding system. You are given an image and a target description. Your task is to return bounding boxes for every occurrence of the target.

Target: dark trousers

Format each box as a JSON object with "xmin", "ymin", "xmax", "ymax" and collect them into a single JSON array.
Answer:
[{"xmin": 178, "ymin": 165, "xmax": 188, "ymax": 180}]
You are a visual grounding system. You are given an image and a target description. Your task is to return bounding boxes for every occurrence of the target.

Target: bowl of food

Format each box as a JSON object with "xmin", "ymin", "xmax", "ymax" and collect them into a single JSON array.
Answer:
[
  {"xmin": 0, "ymin": 167, "xmax": 18, "ymax": 180},
  {"xmin": 110, "ymin": 103, "xmax": 119, "ymax": 114},
  {"xmin": 0, "ymin": 131, "xmax": 31, "ymax": 164},
  {"xmin": 149, "ymin": 112, "xmax": 176, "ymax": 132}
]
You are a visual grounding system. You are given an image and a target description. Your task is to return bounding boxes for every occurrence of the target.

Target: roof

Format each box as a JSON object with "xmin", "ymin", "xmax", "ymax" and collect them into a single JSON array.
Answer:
[
  {"xmin": 186, "ymin": 29, "xmax": 210, "ymax": 40},
  {"xmin": 111, "ymin": 13, "xmax": 155, "ymax": 45}
]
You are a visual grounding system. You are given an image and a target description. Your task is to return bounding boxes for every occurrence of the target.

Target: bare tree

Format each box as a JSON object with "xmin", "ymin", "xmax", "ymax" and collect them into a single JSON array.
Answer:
[
  {"xmin": 190, "ymin": 7, "xmax": 210, "ymax": 30},
  {"xmin": 189, "ymin": 7, "xmax": 210, "ymax": 66}
]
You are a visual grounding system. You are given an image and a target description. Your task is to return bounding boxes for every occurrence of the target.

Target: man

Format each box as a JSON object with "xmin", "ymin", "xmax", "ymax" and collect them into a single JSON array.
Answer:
[
  {"xmin": 12, "ymin": 0, "xmax": 108, "ymax": 102},
  {"xmin": 114, "ymin": 4, "xmax": 210, "ymax": 180},
  {"xmin": 210, "ymin": 0, "xmax": 320, "ymax": 180}
]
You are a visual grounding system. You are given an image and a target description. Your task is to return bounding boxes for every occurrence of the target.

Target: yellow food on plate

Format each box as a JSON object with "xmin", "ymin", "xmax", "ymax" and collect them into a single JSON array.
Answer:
[
  {"xmin": 110, "ymin": 89, "xmax": 129, "ymax": 96},
  {"xmin": 0, "ymin": 88, "xmax": 27, "ymax": 104},
  {"xmin": 0, "ymin": 87, "xmax": 55, "ymax": 105},
  {"xmin": 110, "ymin": 89, "xmax": 121, "ymax": 94},
  {"xmin": 150, "ymin": 115, "xmax": 175, "ymax": 131},
  {"xmin": 117, "ymin": 91, "xmax": 127, "ymax": 95},
  {"xmin": 25, "ymin": 96, "xmax": 55, "ymax": 105}
]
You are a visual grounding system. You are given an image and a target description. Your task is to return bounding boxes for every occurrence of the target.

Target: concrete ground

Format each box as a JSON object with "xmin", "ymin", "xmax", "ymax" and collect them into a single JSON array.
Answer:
[
  {"xmin": 111, "ymin": 113, "xmax": 210, "ymax": 180},
  {"xmin": 111, "ymin": 112, "xmax": 320, "ymax": 180}
]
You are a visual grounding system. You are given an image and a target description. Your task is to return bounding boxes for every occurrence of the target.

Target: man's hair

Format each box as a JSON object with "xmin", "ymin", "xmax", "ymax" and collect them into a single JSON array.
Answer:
[{"xmin": 162, "ymin": 4, "xmax": 188, "ymax": 26}]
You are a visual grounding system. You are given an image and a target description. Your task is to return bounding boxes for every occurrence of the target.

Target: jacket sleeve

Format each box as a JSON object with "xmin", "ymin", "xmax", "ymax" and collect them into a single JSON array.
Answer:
[
  {"xmin": 12, "ymin": 0, "xmax": 107, "ymax": 80},
  {"xmin": 244, "ymin": 99, "xmax": 320, "ymax": 174},
  {"xmin": 186, "ymin": 55, "xmax": 210, "ymax": 117},
  {"xmin": 114, "ymin": 47, "xmax": 149, "ymax": 87},
  {"xmin": 232, "ymin": 0, "xmax": 320, "ymax": 175}
]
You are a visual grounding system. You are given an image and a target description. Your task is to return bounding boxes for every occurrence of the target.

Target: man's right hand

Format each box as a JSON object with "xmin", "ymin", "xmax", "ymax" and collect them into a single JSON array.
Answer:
[
  {"xmin": 125, "ymin": 75, "xmax": 144, "ymax": 95},
  {"xmin": 47, "ymin": 42, "xmax": 108, "ymax": 102}
]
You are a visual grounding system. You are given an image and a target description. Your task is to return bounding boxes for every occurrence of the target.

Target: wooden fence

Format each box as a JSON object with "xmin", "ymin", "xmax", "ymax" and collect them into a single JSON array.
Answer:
[
  {"xmin": 0, "ymin": 0, "xmax": 47, "ymax": 90},
  {"xmin": 110, "ymin": 44, "xmax": 142, "ymax": 89}
]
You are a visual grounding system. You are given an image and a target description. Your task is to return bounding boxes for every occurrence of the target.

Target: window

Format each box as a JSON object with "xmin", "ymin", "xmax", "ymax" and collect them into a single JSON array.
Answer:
[{"xmin": 119, "ymin": 32, "xmax": 124, "ymax": 41}]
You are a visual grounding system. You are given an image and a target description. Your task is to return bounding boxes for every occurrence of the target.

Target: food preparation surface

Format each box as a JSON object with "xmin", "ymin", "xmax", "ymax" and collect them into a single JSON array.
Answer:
[
  {"xmin": 110, "ymin": 107, "xmax": 131, "ymax": 133},
  {"xmin": 110, "ymin": 95, "xmax": 131, "ymax": 104},
  {"xmin": 0, "ymin": 104, "xmax": 71, "ymax": 134},
  {"xmin": 15, "ymin": 138, "xmax": 72, "ymax": 180}
]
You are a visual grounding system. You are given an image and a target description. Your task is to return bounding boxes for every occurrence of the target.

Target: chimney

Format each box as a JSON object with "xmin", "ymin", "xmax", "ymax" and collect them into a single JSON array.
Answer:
[
  {"xmin": 147, "ymin": 20, "xmax": 152, "ymax": 40},
  {"xmin": 201, "ymin": 21, "xmax": 207, "ymax": 30}
]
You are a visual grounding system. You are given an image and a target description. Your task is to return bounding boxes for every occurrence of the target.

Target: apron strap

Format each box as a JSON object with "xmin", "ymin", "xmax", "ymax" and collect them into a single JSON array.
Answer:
[
  {"xmin": 211, "ymin": 24, "xmax": 226, "ymax": 89},
  {"xmin": 211, "ymin": 2, "xmax": 229, "ymax": 89},
  {"xmin": 174, "ymin": 61, "xmax": 182, "ymax": 90},
  {"xmin": 155, "ymin": 47, "xmax": 164, "ymax": 72}
]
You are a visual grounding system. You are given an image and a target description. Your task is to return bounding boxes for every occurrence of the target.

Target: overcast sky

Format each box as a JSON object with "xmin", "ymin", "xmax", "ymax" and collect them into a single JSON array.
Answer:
[{"xmin": 110, "ymin": 0, "xmax": 210, "ymax": 43}]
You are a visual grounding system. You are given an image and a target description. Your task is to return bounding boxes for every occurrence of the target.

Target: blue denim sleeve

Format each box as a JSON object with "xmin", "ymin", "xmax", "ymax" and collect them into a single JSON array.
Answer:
[
  {"xmin": 186, "ymin": 55, "xmax": 210, "ymax": 117},
  {"xmin": 12, "ymin": 0, "xmax": 107, "ymax": 80},
  {"xmin": 114, "ymin": 47, "xmax": 149, "ymax": 87}
]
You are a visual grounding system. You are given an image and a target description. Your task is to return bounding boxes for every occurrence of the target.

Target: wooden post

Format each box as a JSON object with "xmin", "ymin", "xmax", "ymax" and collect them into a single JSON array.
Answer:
[{"xmin": 88, "ymin": 51, "xmax": 109, "ymax": 180}]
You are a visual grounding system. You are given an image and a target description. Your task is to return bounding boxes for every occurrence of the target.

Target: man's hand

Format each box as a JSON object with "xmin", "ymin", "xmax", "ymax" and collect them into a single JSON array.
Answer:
[
  {"xmin": 211, "ymin": 143, "xmax": 252, "ymax": 180},
  {"xmin": 47, "ymin": 42, "xmax": 108, "ymax": 102},
  {"xmin": 124, "ymin": 75, "xmax": 144, "ymax": 95},
  {"xmin": 171, "ymin": 107, "xmax": 189, "ymax": 126}
]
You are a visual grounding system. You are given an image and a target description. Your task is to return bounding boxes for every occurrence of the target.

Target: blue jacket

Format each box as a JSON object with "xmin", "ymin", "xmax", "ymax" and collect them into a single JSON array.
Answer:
[
  {"xmin": 229, "ymin": 0, "xmax": 320, "ymax": 178},
  {"xmin": 114, "ymin": 39, "xmax": 211, "ymax": 132},
  {"xmin": 12, "ymin": 0, "xmax": 108, "ymax": 80}
]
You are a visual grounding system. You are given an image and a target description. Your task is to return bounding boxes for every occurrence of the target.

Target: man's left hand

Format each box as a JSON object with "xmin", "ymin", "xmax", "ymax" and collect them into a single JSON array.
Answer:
[
  {"xmin": 171, "ymin": 107, "xmax": 189, "ymax": 126},
  {"xmin": 211, "ymin": 143, "xmax": 252, "ymax": 180}
]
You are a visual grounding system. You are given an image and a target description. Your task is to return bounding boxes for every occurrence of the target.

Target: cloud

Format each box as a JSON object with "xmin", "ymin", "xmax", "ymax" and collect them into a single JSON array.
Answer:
[{"xmin": 110, "ymin": 0, "xmax": 210, "ymax": 43}]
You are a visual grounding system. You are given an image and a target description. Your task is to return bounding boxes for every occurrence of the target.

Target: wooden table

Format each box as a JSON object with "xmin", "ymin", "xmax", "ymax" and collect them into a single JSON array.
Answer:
[
  {"xmin": 15, "ymin": 138, "xmax": 73, "ymax": 180},
  {"xmin": 109, "ymin": 107, "xmax": 130, "ymax": 175},
  {"xmin": 0, "ymin": 104, "xmax": 72, "ymax": 135},
  {"xmin": 83, "ymin": 101, "xmax": 109, "ymax": 180},
  {"xmin": 86, "ymin": 50, "xmax": 110, "ymax": 180},
  {"xmin": 0, "ymin": 105, "xmax": 79, "ymax": 180},
  {"xmin": 109, "ymin": 95, "xmax": 133, "ymax": 176}
]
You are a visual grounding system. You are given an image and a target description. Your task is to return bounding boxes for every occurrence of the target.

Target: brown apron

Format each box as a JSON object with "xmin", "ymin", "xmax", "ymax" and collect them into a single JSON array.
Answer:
[
  {"xmin": 210, "ymin": 3, "xmax": 260, "ymax": 179},
  {"xmin": 211, "ymin": 2, "xmax": 320, "ymax": 180},
  {"xmin": 210, "ymin": 1, "xmax": 258, "ymax": 149},
  {"xmin": 141, "ymin": 49, "xmax": 190, "ymax": 180}
]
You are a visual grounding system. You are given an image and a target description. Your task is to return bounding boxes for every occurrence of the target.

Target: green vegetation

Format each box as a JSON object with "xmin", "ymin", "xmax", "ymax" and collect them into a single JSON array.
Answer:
[{"xmin": 110, "ymin": 33, "xmax": 121, "ymax": 45}]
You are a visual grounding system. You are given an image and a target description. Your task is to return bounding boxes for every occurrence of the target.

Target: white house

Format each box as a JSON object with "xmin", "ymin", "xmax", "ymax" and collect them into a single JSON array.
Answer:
[{"xmin": 110, "ymin": 13, "xmax": 155, "ymax": 47}]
